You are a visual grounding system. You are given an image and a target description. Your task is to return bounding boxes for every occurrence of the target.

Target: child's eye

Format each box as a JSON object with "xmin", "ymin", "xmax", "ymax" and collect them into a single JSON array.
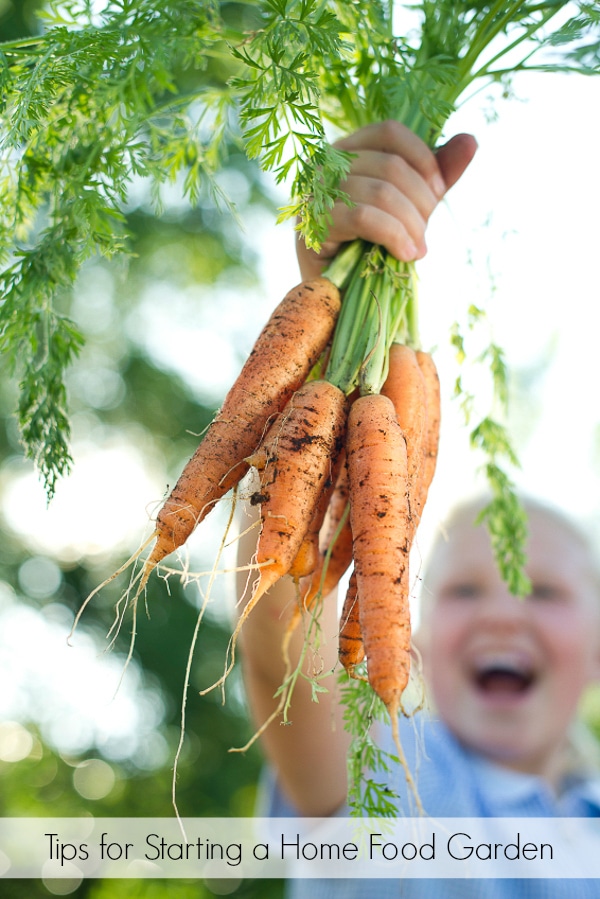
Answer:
[
  {"xmin": 442, "ymin": 582, "xmax": 482, "ymax": 600},
  {"xmin": 529, "ymin": 582, "xmax": 562, "ymax": 601}
]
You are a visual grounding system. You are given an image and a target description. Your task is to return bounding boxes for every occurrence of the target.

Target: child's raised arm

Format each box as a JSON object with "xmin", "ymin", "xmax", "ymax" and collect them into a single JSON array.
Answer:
[{"xmin": 236, "ymin": 121, "xmax": 477, "ymax": 819}]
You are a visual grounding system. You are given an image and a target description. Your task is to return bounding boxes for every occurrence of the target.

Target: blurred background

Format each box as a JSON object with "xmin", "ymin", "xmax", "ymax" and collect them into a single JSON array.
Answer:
[{"xmin": 0, "ymin": 1, "xmax": 599, "ymax": 897}]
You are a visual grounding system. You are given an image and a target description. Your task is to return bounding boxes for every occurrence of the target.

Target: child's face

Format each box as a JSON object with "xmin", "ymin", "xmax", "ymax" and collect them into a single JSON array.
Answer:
[{"xmin": 417, "ymin": 510, "xmax": 600, "ymax": 781}]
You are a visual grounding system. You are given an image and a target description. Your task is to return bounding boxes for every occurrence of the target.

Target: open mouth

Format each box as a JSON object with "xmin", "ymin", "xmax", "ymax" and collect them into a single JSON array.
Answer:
[{"xmin": 472, "ymin": 659, "xmax": 536, "ymax": 696}]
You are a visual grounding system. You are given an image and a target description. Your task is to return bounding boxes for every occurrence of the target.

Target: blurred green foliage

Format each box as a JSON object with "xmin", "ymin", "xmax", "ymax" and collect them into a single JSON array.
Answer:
[{"xmin": 0, "ymin": 1, "xmax": 283, "ymax": 897}]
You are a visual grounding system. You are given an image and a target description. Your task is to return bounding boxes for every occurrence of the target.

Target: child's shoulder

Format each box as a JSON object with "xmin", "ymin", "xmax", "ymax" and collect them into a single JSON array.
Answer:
[{"xmin": 380, "ymin": 714, "xmax": 600, "ymax": 819}]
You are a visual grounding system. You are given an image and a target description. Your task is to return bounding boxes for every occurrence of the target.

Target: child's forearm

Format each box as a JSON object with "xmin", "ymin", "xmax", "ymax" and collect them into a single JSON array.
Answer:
[{"xmin": 236, "ymin": 505, "xmax": 351, "ymax": 817}]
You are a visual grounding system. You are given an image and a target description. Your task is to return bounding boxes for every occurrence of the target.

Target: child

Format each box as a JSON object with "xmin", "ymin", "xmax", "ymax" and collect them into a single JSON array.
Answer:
[
  {"xmin": 415, "ymin": 495, "xmax": 600, "ymax": 799},
  {"xmin": 235, "ymin": 122, "xmax": 600, "ymax": 896}
]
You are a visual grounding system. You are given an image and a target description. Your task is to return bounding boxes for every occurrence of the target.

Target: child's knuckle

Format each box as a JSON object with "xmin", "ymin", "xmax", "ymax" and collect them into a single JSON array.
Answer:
[
  {"xmin": 378, "ymin": 153, "xmax": 406, "ymax": 186},
  {"xmin": 349, "ymin": 203, "xmax": 373, "ymax": 231},
  {"xmin": 369, "ymin": 178, "xmax": 392, "ymax": 206},
  {"xmin": 378, "ymin": 118, "xmax": 406, "ymax": 145}
]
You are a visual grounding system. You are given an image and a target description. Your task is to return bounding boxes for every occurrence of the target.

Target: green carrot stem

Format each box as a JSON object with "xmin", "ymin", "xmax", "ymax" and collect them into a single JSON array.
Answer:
[
  {"xmin": 359, "ymin": 270, "xmax": 389, "ymax": 395},
  {"xmin": 322, "ymin": 239, "xmax": 365, "ymax": 291},
  {"xmin": 326, "ymin": 268, "xmax": 375, "ymax": 392}
]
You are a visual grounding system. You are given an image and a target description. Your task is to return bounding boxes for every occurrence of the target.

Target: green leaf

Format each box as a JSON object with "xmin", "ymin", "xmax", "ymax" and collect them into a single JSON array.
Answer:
[{"xmin": 476, "ymin": 469, "xmax": 532, "ymax": 597}]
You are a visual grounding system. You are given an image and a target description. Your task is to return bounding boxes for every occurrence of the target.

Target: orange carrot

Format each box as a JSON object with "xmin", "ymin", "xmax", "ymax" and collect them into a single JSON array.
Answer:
[
  {"xmin": 286, "ymin": 530, "xmax": 320, "ymax": 583},
  {"xmin": 414, "ymin": 349, "xmax": 441, "ymax": 520},
  {"xmin": 346, "ymin": 392, "xmax": 411, "ymax": 715},
  {"xmin": 143, "ymin": 278, "xmax": 341, "ymax": 581},
  {"xmin": 288, "ymin": 446, "xmax": 345, "ymax": 582},
  {"xmin": 250, "ymin": 380, "xmax": 347, "ymax": 595},
  {"xmin": 280, "ymin": 452, "xmax": 351, "ymax": 669},
  {"xmin": 381, "ymin": 343, "xmax": 427, "ymax": 526},
  {"xmin": 338, "ymin": 570, "xmax": 365, "ymax": 678},
  {"xmin": 299, "ymin": 457, "xmax": 353, "ymax": 610},
  {"xmin": 346, "ymin": 391, "xmax": 421, "ymax": 808},
  {"xmin": 216, "ymin": 378, "xmax": 349, "ymax": 683}
]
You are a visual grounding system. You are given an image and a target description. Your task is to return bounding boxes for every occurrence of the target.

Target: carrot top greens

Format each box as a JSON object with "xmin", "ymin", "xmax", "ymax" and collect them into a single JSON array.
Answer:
[{"xmin": 0, "ymin": 0, "xmax": 598, "ymax": 591}]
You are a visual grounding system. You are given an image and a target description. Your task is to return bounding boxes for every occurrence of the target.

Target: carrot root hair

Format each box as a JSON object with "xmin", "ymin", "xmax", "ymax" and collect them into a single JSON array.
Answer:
[
  {"xmin": 388, "ymin": 696, "xmax": 424, "ymax": 817},
  {"xmin": 68, "ymin": 529, "xmax": 158, "ymax": 646}
]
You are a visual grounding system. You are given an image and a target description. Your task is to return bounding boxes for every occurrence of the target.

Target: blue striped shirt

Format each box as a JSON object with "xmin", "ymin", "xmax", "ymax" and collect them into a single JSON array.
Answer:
[{"xmin": 262, "ymin": 713, "xmax": 600, "ymax": 898}]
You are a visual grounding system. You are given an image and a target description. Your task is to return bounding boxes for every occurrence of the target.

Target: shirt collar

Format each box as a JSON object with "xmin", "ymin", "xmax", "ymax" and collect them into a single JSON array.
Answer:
[{"xmin": 459, "ymin": 739, "xmax": 600, "ymax": 815}]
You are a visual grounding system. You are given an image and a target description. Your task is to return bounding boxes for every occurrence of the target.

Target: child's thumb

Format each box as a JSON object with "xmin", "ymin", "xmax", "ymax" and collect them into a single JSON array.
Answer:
[{"xmin": 435, "ymin": 133, "xmax": 478, "ymax": 193}]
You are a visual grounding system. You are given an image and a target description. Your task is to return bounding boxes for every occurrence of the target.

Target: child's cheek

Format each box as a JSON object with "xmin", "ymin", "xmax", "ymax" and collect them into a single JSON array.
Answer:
[
  {"xmin": 421, "ymin": 605, "xmax": 470, "ymax": 679},
  {"xmin": 537, "ymin": 607, "xmax": 598, "ymax": 694}
]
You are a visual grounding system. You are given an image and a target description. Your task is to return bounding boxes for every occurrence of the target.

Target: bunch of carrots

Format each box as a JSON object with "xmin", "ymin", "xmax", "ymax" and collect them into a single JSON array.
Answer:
[
  {"xmin": 67, "ymin": 1, "xmax": 600, "ymax": 800},
  {"xmin": 123, "ymin": 236, "xmax": 441, "ymax": 753}
]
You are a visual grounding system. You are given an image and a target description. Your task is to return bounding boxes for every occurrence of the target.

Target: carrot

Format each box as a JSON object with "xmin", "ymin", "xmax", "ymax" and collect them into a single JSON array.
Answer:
[
  {"xmin": 414, "ymin": 349, "xmax": 441, "ymax": 520},
  {"xmin": 381, "ymin": 343, "xmax": 427, "ymax": 526},
  {"xmin": 250, "ymin": 380, "xmax": 347, "ymax": 596},
  {"xmin": 346, "ymin": 393, "xmax": 411, "ymax": 711},
  {"xmin": 288, "ymin": 446, "xmax": 345, "ymax": 582},
  {"xmin": 293, "ymin": 389, "xmax": 359, "ymax": 595},
  {"xmin": 142, "ymin": 277, "xmax": 341, "ymax": 583},
  {"xmin": 211, "ymin": 378, "xmax": 348, "ymax": 691},
  {"xmin": 338, "ymin": 570, "xmax": 365, "ymax": 679},
  {"xmin": 299, "ymin": 457, "xmax": 353, "ymax": 609},
  {"xmin": 278, "ymin": 452, "xmax": 352, "ymax": 670},
  {"xmin": 286, "ymin": 530, "xmax": 320, "ymax": 583},
  {"xmin": 346, "ymin": 392, "xmax": 421, "ymax": 809}
]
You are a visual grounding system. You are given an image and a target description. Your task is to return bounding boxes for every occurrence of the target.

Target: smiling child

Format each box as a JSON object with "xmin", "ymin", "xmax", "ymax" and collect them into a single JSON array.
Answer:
[{"xmin": 417, "ymin": 496, "xmax": 600, "ymax": 791}]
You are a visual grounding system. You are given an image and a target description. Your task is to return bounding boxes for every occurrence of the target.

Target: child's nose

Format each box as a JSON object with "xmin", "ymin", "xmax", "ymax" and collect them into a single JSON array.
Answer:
[{"xmin": 477, "ymin": 590, "xmax": 528, "ymax": 629}]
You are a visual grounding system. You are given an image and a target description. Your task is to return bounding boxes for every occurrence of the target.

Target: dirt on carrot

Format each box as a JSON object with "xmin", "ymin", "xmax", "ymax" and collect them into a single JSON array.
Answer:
[
  {"xmin": 248, "ymin": 379, "xmax": 347, "ymax": 605},
  {"xmin": 141, "ymin": 277, "xmax": 341, "ymax": 583}
]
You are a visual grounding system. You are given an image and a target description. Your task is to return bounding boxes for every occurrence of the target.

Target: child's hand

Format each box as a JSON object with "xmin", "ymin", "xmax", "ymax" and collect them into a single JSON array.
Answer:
[{"xmin": 296, "ymin": 120, "xmax": 478, "ymax": 281}]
